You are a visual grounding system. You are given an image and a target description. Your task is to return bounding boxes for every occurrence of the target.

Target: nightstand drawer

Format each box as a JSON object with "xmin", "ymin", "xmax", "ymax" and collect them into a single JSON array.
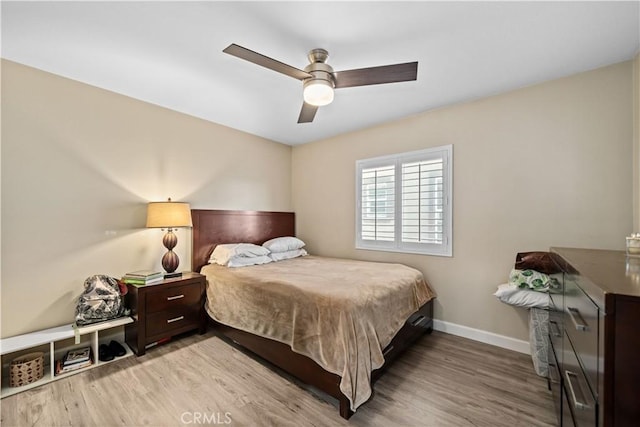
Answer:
[
  {"xmin": 146, "ymin": 283, "xmax": 202, "ymax": 313},
  {"xmin": 146, "ymin": 307, "xmax": 200, "ymax": 337},
  {"xmin": 125, "ymin": 272, "xmax": 206, "ymax": 356}
]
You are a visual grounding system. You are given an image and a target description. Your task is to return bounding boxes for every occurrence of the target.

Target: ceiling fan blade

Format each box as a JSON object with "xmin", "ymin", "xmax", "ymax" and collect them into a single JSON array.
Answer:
[
  {"xmin": 334, "ymin": 62, "xmax": 418, "ymax": 89},
  {"xmin": 223, "ymin": 44, "xmax": 312, "ymax": 81},
  {"xmin": 297, "ymin": 102, "xmax": 318, "ymax": 124}
]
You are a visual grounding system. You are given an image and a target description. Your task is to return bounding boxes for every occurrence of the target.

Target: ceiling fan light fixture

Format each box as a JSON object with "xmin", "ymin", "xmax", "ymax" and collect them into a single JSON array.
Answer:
[{"xmin": 303, "ymin": 79, "xmax": 334, "ymax": 106}]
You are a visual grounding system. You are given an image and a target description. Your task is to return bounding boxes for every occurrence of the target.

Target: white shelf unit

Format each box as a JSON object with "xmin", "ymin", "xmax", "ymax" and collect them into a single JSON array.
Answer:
[{"xmin": 0, "ymin": 317, "xmax": 133, "ymax": 398}]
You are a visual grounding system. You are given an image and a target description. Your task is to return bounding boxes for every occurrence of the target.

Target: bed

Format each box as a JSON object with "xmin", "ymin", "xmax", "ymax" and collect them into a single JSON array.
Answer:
[{"xmin": 192, "ymin": 209, "xmax": 436, "ymax": 419}]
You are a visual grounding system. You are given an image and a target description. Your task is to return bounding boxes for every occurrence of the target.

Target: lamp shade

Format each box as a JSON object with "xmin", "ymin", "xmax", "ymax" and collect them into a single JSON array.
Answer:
[{"xmin": 146, "ymin": 200, "xmax": 192, "ymax": 228}]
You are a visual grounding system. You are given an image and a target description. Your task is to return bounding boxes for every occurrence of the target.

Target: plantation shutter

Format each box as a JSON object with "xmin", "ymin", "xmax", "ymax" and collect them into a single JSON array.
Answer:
[
  {"xmin": 360, "ymin": 164, "xmax": 395, "ymax": 242},
  {"xmin": 401, "ymin": 158, "xmax": 444, "ymax": 244},
  {"xmin": 356, "ymin": 145, "xmax": 452, "ymax": 256}
]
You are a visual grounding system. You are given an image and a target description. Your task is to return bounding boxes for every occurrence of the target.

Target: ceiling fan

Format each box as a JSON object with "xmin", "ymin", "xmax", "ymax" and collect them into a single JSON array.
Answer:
[{"xmin": 223, "ymin": 44, "xmax": 418, "ymax": 124}]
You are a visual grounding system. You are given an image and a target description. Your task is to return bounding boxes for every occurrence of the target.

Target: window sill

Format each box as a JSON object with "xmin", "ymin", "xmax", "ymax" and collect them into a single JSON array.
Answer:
[{"xmin": 355, "ymin": 244, "xmax": 452, "ymax": 257}]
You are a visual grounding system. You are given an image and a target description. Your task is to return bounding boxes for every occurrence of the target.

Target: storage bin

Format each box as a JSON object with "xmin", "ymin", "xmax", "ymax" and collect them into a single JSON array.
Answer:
[{"xmin": 9, "ymin": 352, "xmax": 44, "ymax": 387}]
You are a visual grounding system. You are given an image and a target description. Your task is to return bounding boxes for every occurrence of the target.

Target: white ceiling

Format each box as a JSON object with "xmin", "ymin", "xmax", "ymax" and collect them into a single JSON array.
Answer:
[{"xmin": 2, "ymin": 1, "xmax": 639, "ymax": 145}]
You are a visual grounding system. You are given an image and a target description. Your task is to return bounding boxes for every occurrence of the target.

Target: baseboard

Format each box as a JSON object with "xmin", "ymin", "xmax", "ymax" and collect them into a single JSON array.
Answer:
[{"xmin": 432, "ymin": 319, "xmax": 530, "ymax": 355}]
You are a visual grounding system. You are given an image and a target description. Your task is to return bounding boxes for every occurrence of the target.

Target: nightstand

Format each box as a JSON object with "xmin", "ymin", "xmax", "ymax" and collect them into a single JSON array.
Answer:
[{"xmin": 125, "ymin": 272, "xmax": 206, "ymax": 356}]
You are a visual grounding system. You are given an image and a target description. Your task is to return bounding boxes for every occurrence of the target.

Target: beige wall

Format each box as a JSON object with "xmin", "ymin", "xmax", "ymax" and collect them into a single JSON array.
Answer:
[
  {"xmin": 2, "ymin": 58, "xmax": 634, "ymax": 343},
  {"xmin": 633, "ymin": 53, "xmax": 640, "ymax": 231},
  {"xmin": 293, "ymin": 61, "xmax": 633, "ymax": 341},
  {"xmin": 1, "ymin": 60, "xmax": 292, "ymax": 337}
]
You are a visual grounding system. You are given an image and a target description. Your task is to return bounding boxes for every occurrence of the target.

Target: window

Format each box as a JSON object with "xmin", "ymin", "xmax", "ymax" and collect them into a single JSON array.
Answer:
[{"xmin": 356, "ymin": 145, "xmax": 452, "ymax": 256}]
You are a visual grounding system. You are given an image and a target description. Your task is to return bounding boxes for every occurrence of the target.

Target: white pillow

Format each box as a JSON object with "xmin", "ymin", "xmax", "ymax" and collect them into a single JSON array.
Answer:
[
  {"xmin": 262, "ymin": 236, "xmax": 305, "ymax": 253},
  {"xmin": 209, "ymin": 243, "xmax": 270, "ymax": 265},
  {"xmin": 227, "ymin": 255, "xmax": 272, "ymax": 268},
  {"xmin": 494, "ymin": 283, "xmax": 549, "ymax": 309},
  {"xmin": 270, "ymin": 248, "xmax": 308, "ymax": 261}
]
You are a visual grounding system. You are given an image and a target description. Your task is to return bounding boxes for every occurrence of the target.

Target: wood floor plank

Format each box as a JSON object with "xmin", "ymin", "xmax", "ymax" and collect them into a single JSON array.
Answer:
[{"xmin": 0, "ymin": 331, "xmax": 555, "ymax": 426}]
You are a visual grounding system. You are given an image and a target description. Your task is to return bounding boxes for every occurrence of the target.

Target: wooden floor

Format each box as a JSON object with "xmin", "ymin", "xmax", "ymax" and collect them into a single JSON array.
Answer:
[{"xmin": 1, "ymin": 330, "xmax": 556, "ymax": 426}]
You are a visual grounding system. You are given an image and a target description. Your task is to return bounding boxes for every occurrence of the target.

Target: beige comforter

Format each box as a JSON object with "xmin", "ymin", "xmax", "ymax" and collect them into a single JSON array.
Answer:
[{"xmin": 201, "ymin": 255, "xmax": 436, "ymax": 410}]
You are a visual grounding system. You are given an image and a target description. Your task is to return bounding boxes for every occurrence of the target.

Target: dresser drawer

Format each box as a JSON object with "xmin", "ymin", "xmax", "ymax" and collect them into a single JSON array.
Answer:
[
  {"xmin": 146, "ymin": 283, "xmax": 202, "ymax": 313},
  {"xmin": 548, "ymin": 341, "xmax": 562, "ymax": 424},
  {"xmin": 562, "ymin": 386, "xmax": 577, "ymax": 427},
  {"xmin": 562, "ymin": 332, "xmax": 597, "ymax": 427},
  {"xmin": 563, "ymin": 278, "xmax": 599, "ymax": 394},
  {"xmin": 146, "ymin": 306, "xmax": 201, "ymax": 338},
  {"xmin": 548, "ymin": 296, "xmax": 563, "ymax": 354},
  {"xmin": 549, "ymin": 290, "xmax": 562, "ymax": 312}
]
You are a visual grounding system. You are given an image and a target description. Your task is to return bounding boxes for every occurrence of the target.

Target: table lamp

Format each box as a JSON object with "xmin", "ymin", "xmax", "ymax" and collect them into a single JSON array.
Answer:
[{"xmin": 146, "ymin": 198, "xmax": 193, "ymax": 278}]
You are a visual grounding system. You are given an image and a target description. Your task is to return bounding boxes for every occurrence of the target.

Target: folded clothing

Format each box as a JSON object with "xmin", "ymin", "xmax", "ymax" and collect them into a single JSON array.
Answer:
[
  {"xmin": 515, "ymin": 251, "xmax": 559, "ymax": 274},
  {"xmin": 509, "ymin": 268, "xmax": 550, "ymax": 292}
]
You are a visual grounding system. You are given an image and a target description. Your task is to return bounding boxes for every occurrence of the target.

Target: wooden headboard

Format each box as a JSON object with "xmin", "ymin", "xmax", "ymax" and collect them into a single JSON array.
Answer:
[{"xmin": 191, "ymin": 209, "xmax": 295, "ymax": 273}]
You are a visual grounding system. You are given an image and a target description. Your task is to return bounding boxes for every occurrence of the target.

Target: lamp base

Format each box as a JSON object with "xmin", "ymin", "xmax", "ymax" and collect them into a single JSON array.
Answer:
[
  {"xmin": 161, "ymin": 230, "xmax": 181, "ymax": 276},
  {"xmin": 164, "ymin": 272, "xmax": 183, "ymax": 279}
]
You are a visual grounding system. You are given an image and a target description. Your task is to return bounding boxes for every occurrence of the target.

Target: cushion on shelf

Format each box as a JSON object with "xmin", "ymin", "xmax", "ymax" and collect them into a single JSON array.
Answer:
[{"xmin": 494, "ymin": 283, "xmax": 549, "ymax": 309}]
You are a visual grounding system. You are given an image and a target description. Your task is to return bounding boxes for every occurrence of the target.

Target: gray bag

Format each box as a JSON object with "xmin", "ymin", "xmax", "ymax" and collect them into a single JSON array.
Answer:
[{"xmin": 74, "ymin": 275, "xmax": 128, "ymax": 326}]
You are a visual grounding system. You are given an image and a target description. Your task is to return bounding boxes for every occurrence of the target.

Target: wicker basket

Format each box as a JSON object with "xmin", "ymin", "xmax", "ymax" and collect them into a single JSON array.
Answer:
[{"xmin": 9, "ymin": 352, "xmax": 44, "ymax": 387}]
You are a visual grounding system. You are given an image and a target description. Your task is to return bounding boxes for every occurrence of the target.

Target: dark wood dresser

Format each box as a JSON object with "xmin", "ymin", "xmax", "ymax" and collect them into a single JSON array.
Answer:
[
  {"xmin": 549, "ymin": 248, "xmax": 640, "ymax": 427},
  {"xmin": 125, "ymin": 272, "xmax": 206, "ymax": 356}
]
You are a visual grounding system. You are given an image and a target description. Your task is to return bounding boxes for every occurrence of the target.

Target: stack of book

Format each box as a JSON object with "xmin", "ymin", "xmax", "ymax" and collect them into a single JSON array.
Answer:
[
  {"xmin": 56, "ymin": 346, "xmax": 92, "ymax": 375},
  {"xmin": 122, "ymin": 270, "xmax": 163, "ymax": 285}
]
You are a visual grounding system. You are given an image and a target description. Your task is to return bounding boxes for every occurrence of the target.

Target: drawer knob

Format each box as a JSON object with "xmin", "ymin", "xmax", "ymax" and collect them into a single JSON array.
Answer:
[
  {"xmin": 167, "ymin": 294, "xmax": 185, "ymax": 301},
  {"xmin": 565, "ymin": 370, "xmax": 592, "ymax": 410},
  {"xmin": 167, "ymin": 316, "xmax": 184, "ymax": 324},
  {"xmin": 567, "ymin": 307, "xmax": 589, "ymax": 331}
]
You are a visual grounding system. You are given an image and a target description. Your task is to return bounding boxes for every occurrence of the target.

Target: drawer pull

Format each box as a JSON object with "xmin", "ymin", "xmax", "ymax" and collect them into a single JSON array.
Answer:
[
  {"xmin": 383, "ymin": 345, "xmax": 395, "ymax": 357},
  {"xmin": 410, "ymin": 315, "xmax": 426, "ymax": 327},
  {"xmin": 167, "ymin": 316, "xmax": 184, "ymax": 324},
  {"xmin": 567, "ymin": 307, "xmax": 589, "ymax": 331},
  {"xmin": 549, "ymin": 320, "xmax": 562, "ymax": 338},
  {"xmin": 565, "ymin": 370, "xmax": 592, "ymax": 410},
  {"xmin": 167, "ymin": 294, "xmax": 184, "ymax": 301}
]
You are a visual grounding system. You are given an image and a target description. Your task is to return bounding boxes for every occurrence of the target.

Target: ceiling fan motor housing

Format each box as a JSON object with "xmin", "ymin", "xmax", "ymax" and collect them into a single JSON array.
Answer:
[
  {"xmin": 307, "ymin": 48, "xmax": 329, "ymax": 64},
  {"xmin": 304, "ymin": 48, "xmax": 335, "ymax": 88},
  {"xmin": 303, "ymin": 62, "xmax": 335, "ymax": 87}
]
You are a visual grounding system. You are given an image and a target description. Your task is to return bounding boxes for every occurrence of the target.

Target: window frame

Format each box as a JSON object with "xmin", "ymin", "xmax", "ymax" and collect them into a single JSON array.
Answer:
[{"xmin": 355, "ymin": 145, "xmax": 453, "ymax": 257}]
